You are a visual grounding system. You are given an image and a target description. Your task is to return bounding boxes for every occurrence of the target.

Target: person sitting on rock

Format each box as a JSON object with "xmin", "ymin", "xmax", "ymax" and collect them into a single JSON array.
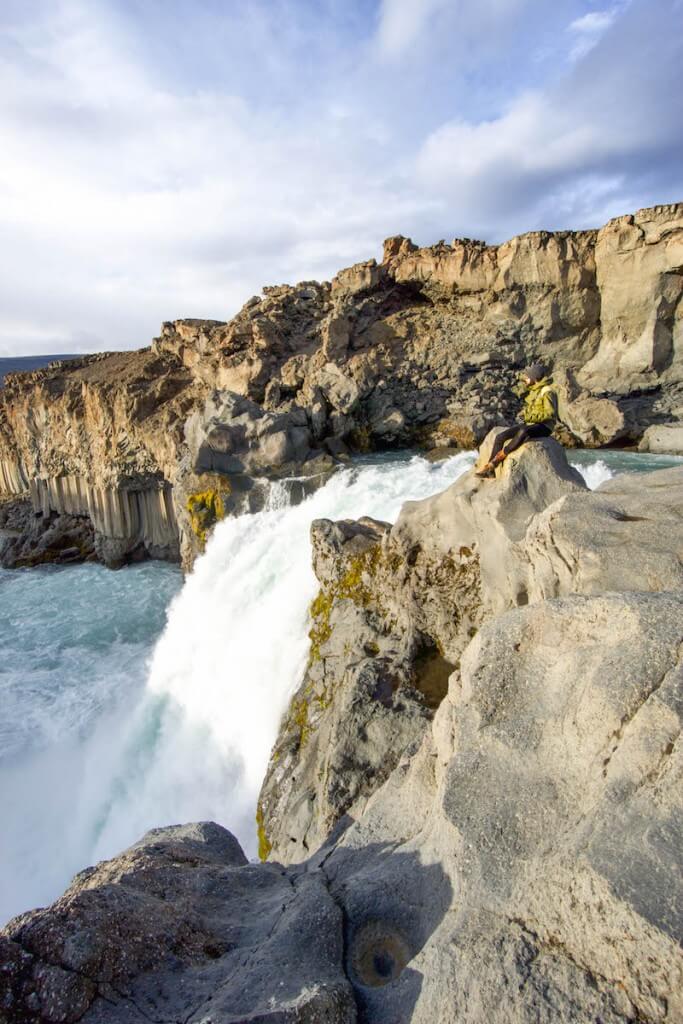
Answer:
[{"xmin": 476, "ymin": 363, "xmax": 558, "ymax": 478}]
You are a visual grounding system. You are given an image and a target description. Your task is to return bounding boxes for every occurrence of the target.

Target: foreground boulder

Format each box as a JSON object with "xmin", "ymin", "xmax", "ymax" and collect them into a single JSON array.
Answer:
[
  {"xmin": 320, "ymin": 589, "xmax": 683, "ymax": 1024},
  {"xmin": 0, "ymin": 822, "xmax": 355, "ymax": 1023}
]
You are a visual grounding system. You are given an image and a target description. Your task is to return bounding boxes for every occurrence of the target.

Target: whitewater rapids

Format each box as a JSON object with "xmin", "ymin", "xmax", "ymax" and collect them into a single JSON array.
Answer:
[{"xmin": 1, "ymin": 450, "xmax": 618, "ymax": 923}]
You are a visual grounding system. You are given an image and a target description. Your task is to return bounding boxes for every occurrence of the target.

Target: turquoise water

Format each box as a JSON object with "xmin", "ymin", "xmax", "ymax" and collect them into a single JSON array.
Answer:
[
  {"xmin": 568, "ymin": 448, "xmax": 683, "ymax": 475},
  {"xmin": 0, "ymin": 448, "xmax": 680, "ymax": 925},
  {"xmin": 0, "ymin": 562, "xmax": 182, "ymax": 919},
  {"xmin": 0, "ymin": 562, "xmax": 182, "ymax": 759}
]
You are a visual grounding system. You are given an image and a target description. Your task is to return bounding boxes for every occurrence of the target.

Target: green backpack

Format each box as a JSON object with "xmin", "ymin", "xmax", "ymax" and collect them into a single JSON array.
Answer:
[{"xmin": 522, "ymin": 379, "xmax": 558, "ymax": 425}]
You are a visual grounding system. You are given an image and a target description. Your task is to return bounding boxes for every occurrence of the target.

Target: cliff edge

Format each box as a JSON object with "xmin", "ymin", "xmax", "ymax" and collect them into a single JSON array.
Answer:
[{"xmin": 1, "ymin": 203, "xmax": 682, "ymax": 569}]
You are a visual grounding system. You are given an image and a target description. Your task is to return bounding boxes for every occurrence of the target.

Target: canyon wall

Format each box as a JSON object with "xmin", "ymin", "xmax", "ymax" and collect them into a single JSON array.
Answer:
[{"xmin": 1, "ymin": 203, "xmax": 681, "ymax": 567}]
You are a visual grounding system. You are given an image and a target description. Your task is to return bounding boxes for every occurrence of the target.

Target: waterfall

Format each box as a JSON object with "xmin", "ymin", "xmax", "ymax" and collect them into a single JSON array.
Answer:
[{"xmin": 0, "ymin": 450, "xmax": 619, "ymax": 923}]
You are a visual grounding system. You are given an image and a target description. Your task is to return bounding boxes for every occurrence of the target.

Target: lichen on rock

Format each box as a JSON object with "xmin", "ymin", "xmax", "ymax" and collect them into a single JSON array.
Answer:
[{"xmin": 186, "ymin": 487, "xmax": 228, "ymax": 549}]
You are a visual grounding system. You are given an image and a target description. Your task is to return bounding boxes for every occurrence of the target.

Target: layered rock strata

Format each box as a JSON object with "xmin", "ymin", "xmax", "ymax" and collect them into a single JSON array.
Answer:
[
  {"xmin": 3, "ymin": 447, "xmax": 681, "ymax": 1023},
  {"xmin": 1, "ymin": 203, "xmax": 682, "ymax": 568}
]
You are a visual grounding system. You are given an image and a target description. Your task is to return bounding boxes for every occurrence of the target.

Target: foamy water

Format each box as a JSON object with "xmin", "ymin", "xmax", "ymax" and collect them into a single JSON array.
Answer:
[{"xmin": 0, "ymin": 448, "xmax": 671, "ymax": 923}]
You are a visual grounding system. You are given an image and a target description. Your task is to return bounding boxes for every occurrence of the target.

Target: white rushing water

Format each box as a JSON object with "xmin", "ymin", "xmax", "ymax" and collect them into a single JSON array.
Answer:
[{"xmin": 0, "ymin": 449, "xmax": 641, "ymax": 924}]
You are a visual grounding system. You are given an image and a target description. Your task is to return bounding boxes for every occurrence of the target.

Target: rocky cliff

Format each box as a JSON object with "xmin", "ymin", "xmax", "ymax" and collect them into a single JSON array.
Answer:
[
  {"xmin": 0, "ymin": 203, "xmax": 681, "ymax": 568},
  {"xmin": 3, "ymin": 444, "xmax": 681, "ymax": 1023}
]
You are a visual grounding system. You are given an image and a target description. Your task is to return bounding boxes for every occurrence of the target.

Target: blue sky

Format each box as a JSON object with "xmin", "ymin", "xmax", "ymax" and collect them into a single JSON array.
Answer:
[{"xmin": 1, "ymin": 0, "xmax": 681, "ymax": 355}]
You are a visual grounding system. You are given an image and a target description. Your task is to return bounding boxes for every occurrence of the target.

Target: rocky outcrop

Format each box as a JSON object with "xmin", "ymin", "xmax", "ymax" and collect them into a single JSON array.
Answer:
[
  {"xmin": 2, "ymin": 449, "xmax": 682, "ymax": 1023},
  {"xmin": 320, "ymin": 587, "xmax": 683, "ymax": 1024},
  {"xmin": 1, "ymin": 203, "xmax": 682, "ymax": 569},
  {"xmin": 0, "ymin": 496, "xmax": 96, "ymax": 568},
  {"xmin": 0, "ymin": 822, "xmax": 355, "ymax": 1023},
  {"xmin": 0, "ymin": 351, "xmax": 193, "ymax": 568},
  {"xmin": 639, "ymin": 423, "xmax": 683, "ymax": 454},
  {"xmin": 258, "ymin": 439, "xmax": 683, "ymax": 863}
]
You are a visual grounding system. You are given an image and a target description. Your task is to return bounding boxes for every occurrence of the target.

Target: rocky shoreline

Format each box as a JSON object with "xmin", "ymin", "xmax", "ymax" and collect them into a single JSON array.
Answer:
[
  {"xmin": 0, "ymin": 203, "xmax": 682, "ymax": 570},
  {"xmin": 2, "ymin": 440, "xmax": 681, "ymax": 1023}
]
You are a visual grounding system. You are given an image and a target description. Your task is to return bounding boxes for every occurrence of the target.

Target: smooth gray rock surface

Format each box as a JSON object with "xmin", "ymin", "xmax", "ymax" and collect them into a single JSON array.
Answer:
[
  {"xmin": 321, "ymin": 590, "xmax": 683, "ymax": 1024},
  {"xmin": 639, "ymin": 423, "xmax": 683, "ymax": 454},
  {"xmin": 186, "ymin": 389, "xmax": 316, "ymax": 477}
]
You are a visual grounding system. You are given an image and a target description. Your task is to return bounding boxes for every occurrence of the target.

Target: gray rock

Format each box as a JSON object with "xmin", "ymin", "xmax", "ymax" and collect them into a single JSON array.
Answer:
[
  {"xmin": 0, "ymin": 504, "xmax": 97, "ymax": 569},
  {"xmin": 0, "ymin": 823, "xmax": 355, "ymax": 1023},
  {"xmin": 638, "ymin": 422, "xmax": 683, "ymax": 454},
  {"xmin": 321, "ymin": 591, "xmax": 683, "ymax": 1023},
  {"xmin": 186, "ymin": 390, "xmax": 315, "ymax": 477},
  {"xmin": 521, "ymin": 464, "xmax": 683, "ymax": 601},
  {"xmin": 259, "ymin": 443, "xmax": 683, "ymax": 875}
]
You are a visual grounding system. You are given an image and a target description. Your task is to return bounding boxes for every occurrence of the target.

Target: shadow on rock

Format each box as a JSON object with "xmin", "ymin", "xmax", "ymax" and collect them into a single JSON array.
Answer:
[
  {"xmin": 313, "ymin": 840, "xmax": 453, "ymax": 1024},
  {"xmin": 0, "ymin": 823, "xmax": 451, "ymax": 1024}
]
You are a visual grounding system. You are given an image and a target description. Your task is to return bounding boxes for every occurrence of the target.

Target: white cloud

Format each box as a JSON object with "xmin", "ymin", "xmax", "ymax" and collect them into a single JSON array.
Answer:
[
  {"xmin": 415, "ymin": 0, "xmax": 682, "ymax": 238},
  {"xmin": 0, "ymin": 0, "xmax": 680, "ymax": 356},
  {"xmin": 375, "ymin": 0, "xmax": 447, "ymax": 58},
  {"xmin": 0, "ymin": 2, "xmax": 439, "ymax": 354},
  {"xmin": 567, "ymin": 6, "xmax": 621, "ymax": 60}
]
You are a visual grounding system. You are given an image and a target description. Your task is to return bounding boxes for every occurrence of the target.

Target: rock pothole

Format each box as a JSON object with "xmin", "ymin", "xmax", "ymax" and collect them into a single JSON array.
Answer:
[{"xmin": 349, "ymin": 921, "xmax": 412, "ymax": 988}]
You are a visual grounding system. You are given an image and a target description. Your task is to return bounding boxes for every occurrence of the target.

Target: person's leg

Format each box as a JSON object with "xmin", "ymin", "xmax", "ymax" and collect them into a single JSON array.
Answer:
[
  {"xmin": 476, "ymin": 425, "xmax": 518, "ymax": 476},
  {"xmin": 500, "ymin": 424, "xmax": 533, "ymax": 457},
  {"xmin": 501, "ymin": 422, "xmax": 552, "ymax": 457},
  {"xmin": 489, "ymin": 425, "xmax": 518, "ymax": 461}
]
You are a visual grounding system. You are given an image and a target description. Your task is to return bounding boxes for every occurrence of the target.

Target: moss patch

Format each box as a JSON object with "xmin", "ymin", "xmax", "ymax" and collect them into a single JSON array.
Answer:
[
  {"xmin": 256, "ymin": 803, "xmax": 272, "ymax": 862},
  {"xmin": 290, "ymin": 696, "xmax": 312, "ymax": 749},
  {"xmin": 186, "ymin": 488, "xmax": 229, "ymax": 549},
  {"xmin": 307, "ymin": 544, "xmax": 384, "ymax": 664},
  {"xmin": 308, "ymin": 589, "xmax": 334, "ymax": 663},
  {"xmin": 337, "ymin": 546, "xmax": 382, "ymax": 605}
]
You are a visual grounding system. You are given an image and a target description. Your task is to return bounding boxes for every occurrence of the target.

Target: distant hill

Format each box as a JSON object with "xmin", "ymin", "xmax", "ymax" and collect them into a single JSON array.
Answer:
[{"xmin": 0, "ymin": 355, "xmax": 80, "ymax": 387}]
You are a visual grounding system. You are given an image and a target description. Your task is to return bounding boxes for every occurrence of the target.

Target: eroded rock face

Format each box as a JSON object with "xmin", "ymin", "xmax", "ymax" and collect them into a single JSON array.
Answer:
[
  {"xmin": 322, "ymin": 589, "xmax": 683, "ymax": 1024},
  {"xmin": 259, "ymin": 441, "xmax": 683, "ymax": 866},
  {"xmin": 0, "ymin": 822, "xmax": 355, "ymax": 1024},
  {"xmin": 1, "ymin": 204, "xmax": 682, "ymax": 568},
  {"xmin": 0, "ymin": 496, "xmax": 96, "ymax": 568},
  {"xmin": 0, "ymin": 351, "xmax": 192, "ymax": 568}
]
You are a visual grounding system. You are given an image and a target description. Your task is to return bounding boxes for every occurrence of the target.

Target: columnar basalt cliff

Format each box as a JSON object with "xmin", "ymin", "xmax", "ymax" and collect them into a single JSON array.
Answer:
[
  {"xmin": 1, "ymin": 203, "xmax": 682, "ymax": 568},
  {"xmin": 3, "ymin": 448, "xmax": 681, "ymax": 1023}
]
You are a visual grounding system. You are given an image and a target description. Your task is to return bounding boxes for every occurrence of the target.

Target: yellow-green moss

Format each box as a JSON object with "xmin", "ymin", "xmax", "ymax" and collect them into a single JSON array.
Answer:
[
  {"xmin": 337, "ymin": 546, "xmax": 382, "ymax": 606},
  {"xmin": 307, "ymin": 545, "xmax": 384, "ymax": 665},
  {"xmin": 308, "ymin": 589, "xmax": 334, "ymax": 663},
  {"xmin": 186, "ymin": 488, "xmax": 229, "ymax": 549},
  {"xmin": 313, "ymin": 687, "xmax": 332, "ymax": 712},
  {"xmin": 290, "ymin": 696, "xmax": 312, "ymax": 749},
  {"xmin": 256, "ymin": 803, "xmax": 272, "ymax": 862}
]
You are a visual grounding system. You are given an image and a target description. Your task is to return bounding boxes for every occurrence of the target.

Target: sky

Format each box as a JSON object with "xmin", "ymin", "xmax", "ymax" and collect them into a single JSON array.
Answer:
[{"xmin": 0, "ymin": 0, "xmax": 682, "ymax": 356}]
